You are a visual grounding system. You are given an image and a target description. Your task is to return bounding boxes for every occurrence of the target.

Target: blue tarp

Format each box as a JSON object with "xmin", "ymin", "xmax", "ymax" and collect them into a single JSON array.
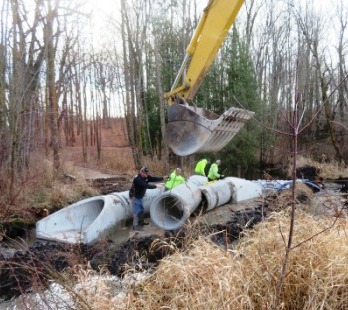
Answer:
[{"xmin": 254, "ymin": 179, "xmax": 322, "ymax": 193}]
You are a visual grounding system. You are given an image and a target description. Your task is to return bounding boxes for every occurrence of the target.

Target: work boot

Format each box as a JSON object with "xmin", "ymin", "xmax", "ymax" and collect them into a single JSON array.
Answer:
[
  {"xmin": 133, "ymin": 215, "xmax": 139, "ymax": 228},
  {"xmin": 138, "ymin": 212, "xmax": 149, "ymax": 226},
  {"xmin": 132, "ymin": 214, "xmax": 144, "ymax": 230}
]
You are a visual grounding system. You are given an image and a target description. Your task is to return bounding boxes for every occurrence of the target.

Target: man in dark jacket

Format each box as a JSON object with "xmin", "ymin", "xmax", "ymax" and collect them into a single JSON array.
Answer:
[{"xmin": 131, "ymin": 166, "xmax": 167, "ymax": 231}]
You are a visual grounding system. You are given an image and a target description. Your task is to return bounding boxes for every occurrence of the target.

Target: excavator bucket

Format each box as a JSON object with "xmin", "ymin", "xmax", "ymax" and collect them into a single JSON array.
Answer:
[{"xmin": 165, "ymin": 103, "xmax": 254, "ymax": 156}]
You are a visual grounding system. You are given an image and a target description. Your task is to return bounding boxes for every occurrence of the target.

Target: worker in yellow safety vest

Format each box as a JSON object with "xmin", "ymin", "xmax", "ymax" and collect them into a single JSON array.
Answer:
[
  {"xmin": 194, "ymin": 159, "xmax": 210, "ymax": 177},
  {"xmin": 208, "ymin": 159, "xmax": 224, "ymax": 181},
  {"xmin": 165, "ymin": 168, "xmax": 185, "ymax": 190}
]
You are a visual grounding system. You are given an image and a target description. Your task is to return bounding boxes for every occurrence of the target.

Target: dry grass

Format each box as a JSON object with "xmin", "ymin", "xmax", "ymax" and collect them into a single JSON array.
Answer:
[
  {"xmin": 276, "ymin": 182, "xmax": 314, "ymax": 209},
  {"xmin": 296, "ymin": 155, "xmax": 348, "ymax": 179},
  {"xmin": 27, "ymin": 155, "xmax": 98, "ymax": 209},
  {"xmin": 106, "ymin": 212, "xmax": 348, "ymax": 310},
  {"xmin": 69, "ymin": 266, "xmax": 124, "ymax": 310},
  {"xmin": 40, "ymin": 211, "xmax": 348, "ymax": 309},
  {"xmin": 61, "ymin": 145, "xmax": 167, "ymax": 176},
  {"xmin": 73, "ymin": 146, "xmax": 136, "ymax": 175}
]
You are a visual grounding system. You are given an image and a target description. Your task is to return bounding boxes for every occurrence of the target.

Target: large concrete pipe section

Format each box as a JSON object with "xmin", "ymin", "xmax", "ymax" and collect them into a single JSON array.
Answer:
[
  {"xmin": 197, "ymin": 178, "xmax": 262, "ymax": 213},
  {"xmin": 224, "ymin": 177, "xmax": 262, "ymax": 202},
  {"xmin": 150, "ymin": 176, "xmax": 263, "ymax": 231},
  {"xmin": 150, "ymin": 175, "xmax": 208, "ymax": 231},
  {"xmin": 36, "ymin": 187, "xmax": 164, "ymax": 245},
  {"xmin": 199, "ymin": 179, "xmax": 234, "ymax": 213}
]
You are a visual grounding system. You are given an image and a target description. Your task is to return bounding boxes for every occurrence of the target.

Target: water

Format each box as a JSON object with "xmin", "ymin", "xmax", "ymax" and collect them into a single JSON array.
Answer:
[
  {"xmin": 107, "ymin": 224, "xmax": 131, "ymax": 243},
  {"xmin": 0, "ymin": 222, "xmax": 135, "ymax": 310},
  {"xmin": 3, "ymin": 228, "xmax": 36, "ymax": 251},
  {"xmin": 3, "ymin": 221, "xmax": 134, "ymax": 251}
]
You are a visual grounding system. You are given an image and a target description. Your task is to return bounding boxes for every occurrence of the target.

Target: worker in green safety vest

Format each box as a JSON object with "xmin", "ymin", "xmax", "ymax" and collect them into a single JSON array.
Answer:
[
  {"xmin": 165, "ymin": 167, "xmax": 185, "ymax": 190},
  {"xmin": 194, "ymin": 159, "xmax": 210, "ymax": 177},
  {"xmin": 208, "ymin": 159, "xmax": 224, "ymax": 181}
]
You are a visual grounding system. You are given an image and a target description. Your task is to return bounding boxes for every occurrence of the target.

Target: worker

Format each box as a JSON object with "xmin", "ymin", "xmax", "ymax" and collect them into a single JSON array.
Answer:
[
  {"xmin": 130, "ymin": 167, "xmax": 167, "ymax": 231},
  {"xmin": 165, "ymin": 167, "xmax": 185, "ymax": 190},
  {"xmin": 208, "ymin": 159, "xmax": 224, "ymax": 181},
  {"xmin": 194, "ymin": 159, "xmax": 210, "ymax": 176}
]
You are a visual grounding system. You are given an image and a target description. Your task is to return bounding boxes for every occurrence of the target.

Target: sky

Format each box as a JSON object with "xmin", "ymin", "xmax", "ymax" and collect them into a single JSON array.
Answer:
[
  {"xmin": 86, "ymin": 0, "xmax": 335, "ymax": 18},
  {"xmin": 82, "ymin": 0, "xmax": 345, "ymax": 48},
  {"xmin": 84, "ymin": 0, "xmax": 343, "ymax": 37}
]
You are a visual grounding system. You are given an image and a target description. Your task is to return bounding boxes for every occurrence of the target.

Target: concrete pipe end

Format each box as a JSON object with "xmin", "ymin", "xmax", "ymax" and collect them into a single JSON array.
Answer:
[{"xmin": 150, "ymin": 193, "xmax": 190, "ymax": 231}]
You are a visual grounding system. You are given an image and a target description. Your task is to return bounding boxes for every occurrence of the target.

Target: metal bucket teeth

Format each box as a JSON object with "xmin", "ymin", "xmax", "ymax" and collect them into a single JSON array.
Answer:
[{"xmin": 166, "ymin": 103, "xmax": 254, "ymax": 156}]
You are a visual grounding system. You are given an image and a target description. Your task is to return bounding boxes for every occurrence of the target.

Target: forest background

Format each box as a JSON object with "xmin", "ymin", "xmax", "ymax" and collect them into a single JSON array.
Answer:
[{"xmin": 1, "ymin": 0, "xmax": 348, "ymax": 212}]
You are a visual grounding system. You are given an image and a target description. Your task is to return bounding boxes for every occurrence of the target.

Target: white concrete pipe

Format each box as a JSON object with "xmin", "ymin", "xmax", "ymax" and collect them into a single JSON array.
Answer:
[
  {"xmin": 150, "ymin": 176, "xmax": 263, "ymax": 231},
  {"xmin": 36, "ymin": 187, "xmax": 164, "ymax": 245},
  {"xmin": 224, "ymin": 177, "xmax": 262, "ymax": 202},
  {"xmin": 199, "ymin": 179, "xmax": 234, "ymax": 212},
  {"xmin": 150, "ymin": 175, "xmax": 207, "ymax": 231}
]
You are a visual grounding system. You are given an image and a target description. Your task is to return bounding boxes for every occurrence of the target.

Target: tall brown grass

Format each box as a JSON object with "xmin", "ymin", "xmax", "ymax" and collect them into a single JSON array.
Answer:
[
  {"xmin": 107, "ymin": 211, "xmax": 348, "ymax": 309},
  {"xmin": 296, "ymin": 155, "xmax": 348, "ymax": 180},
  {"xmin": 12, "ymin": 211, "xmax": 348, "ymax": 309},
  {"xmin": 0, "ymin": 151, "xmax": 99, "ymax": 220}
]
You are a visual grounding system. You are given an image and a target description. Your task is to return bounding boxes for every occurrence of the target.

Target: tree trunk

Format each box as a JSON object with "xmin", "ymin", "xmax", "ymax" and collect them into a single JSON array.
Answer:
[
  {"xmin": 121, "ymin": 0, "xmax": 141, "ymax": 167},
  {"xmin": 45, "ymin": 0, "xmax": 60, "ymax": 170},
  {"xmin": 154, "ymin": 36, "xmax": 169, "ymax": 172}
]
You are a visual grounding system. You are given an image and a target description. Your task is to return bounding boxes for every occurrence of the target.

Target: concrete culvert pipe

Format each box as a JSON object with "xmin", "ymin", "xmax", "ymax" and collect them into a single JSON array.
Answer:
[
  {"xmin": 224, "ymin": 177, "xmax": 262, "ymax": 202},
  {"xmin": 150, "ymin": 175, "xmax": 207, "ymax": 230},
  {"xmin": 150, "ymin": 176, "xmax": 263, "ymax": 231},
  {"xmin": 36, "ymin": 187, "xmax": 165, "ymax": 245},
  {"xmin": 199, "ymin": 180, "xmax": 235, "ymax": 213}
]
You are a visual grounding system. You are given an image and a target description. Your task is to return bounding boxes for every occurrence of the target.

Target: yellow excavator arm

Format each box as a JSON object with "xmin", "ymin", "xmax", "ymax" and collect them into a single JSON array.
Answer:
[
  {"xmin": 165, "ymin": 0, "xmax": 255, "ymax": 156},
  {"xmin": 166, "ymin": 0, "xmax": 245, "ymax": 103}
]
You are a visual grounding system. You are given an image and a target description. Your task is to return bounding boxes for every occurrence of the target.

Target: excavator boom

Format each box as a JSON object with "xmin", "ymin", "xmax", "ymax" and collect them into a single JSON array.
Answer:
[{"xmin": 165, "ymin": 0, "xmax": 254, "ymax": 156}]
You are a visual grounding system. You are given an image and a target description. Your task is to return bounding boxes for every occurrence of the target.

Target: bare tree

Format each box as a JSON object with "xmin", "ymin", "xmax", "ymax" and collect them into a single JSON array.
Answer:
[
  {"xmin": 120, "ymin": 0, "xmax": 141, "ymax": 167},
  {"xmin": 44, "ymin": 0, "xmax": 60, "ymax": 170},
  {"xmin": 6, "ymin": 0, "xmax": 46, "ymax": 197},
  {"xmin": 293, "ymin": 4, "xmax": 343, "ymax": 162},
  {"xmin": 153, "ymin": 35, "xmax": 169, "ymax": 171}
]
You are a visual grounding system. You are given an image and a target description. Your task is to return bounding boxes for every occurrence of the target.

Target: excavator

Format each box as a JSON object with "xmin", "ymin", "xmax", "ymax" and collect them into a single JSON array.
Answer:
[{"xmin": 165, "ymin": 0, "xmax": 254, "ymax": 156}]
